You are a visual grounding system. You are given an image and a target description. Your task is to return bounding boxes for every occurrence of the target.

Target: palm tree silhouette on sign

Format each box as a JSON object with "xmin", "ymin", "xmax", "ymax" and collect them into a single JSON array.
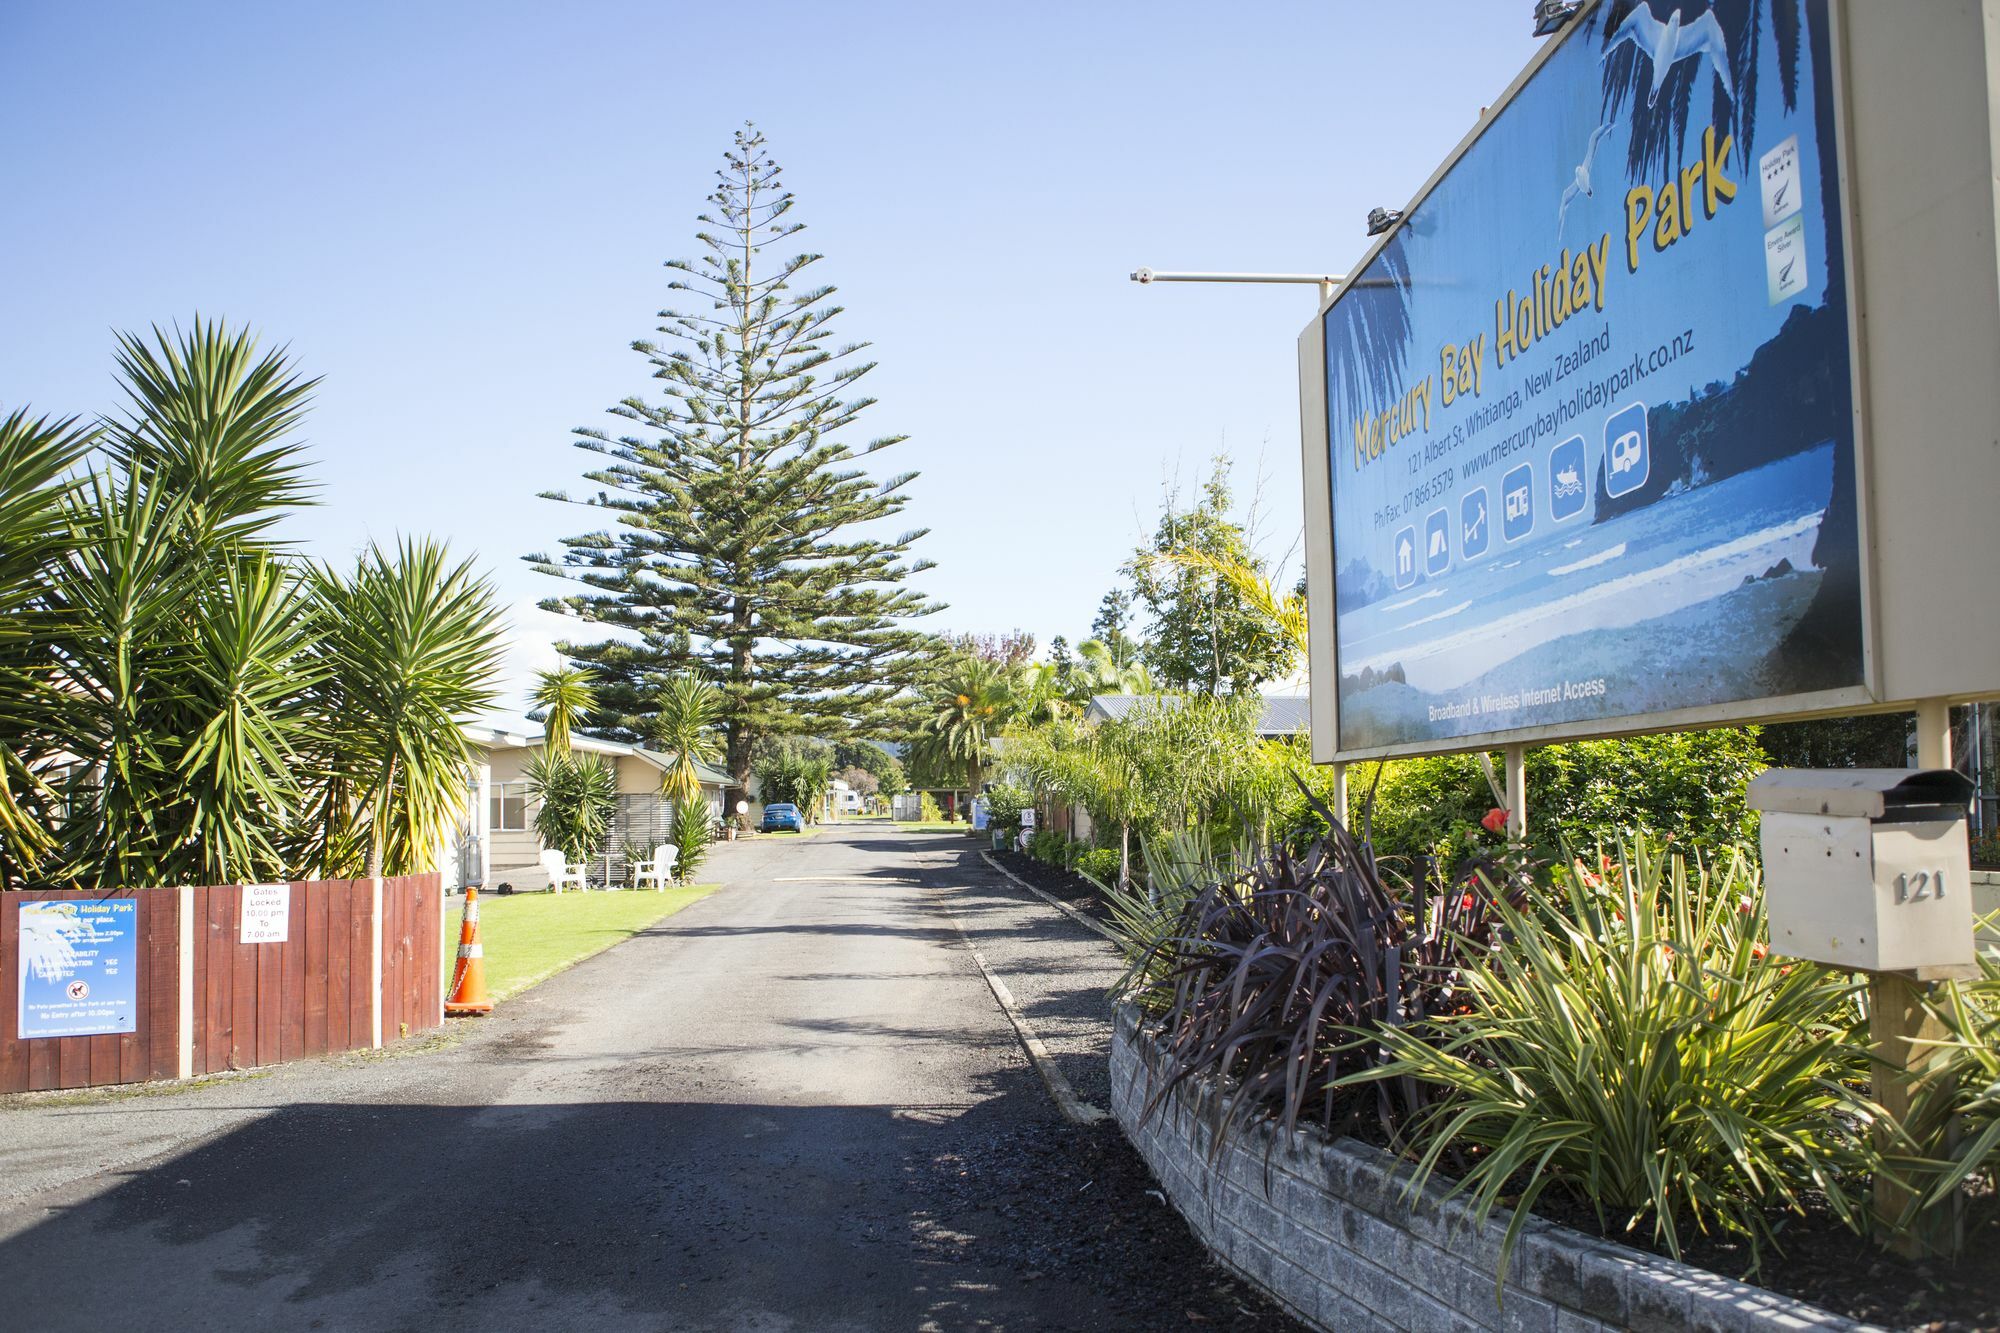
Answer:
[{"xmin": 1323, "ymin": 229, "xmax": 1415, "ymax": 428}]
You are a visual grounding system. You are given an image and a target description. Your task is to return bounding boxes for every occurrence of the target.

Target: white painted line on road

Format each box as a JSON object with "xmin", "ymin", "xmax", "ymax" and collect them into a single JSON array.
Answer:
[
  {"xmin": 977, "ymin": 852, "xmax": 1118, "ymax": 944},
  {"xmin": 935, "ymin": 895, "xmax": 1108, "ymax": 1127}
]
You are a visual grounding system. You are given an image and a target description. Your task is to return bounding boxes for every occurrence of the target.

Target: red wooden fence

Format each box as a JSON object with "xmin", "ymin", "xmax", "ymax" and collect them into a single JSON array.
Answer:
[{"xmin": 0, "ymin": 873, "xmax": 441, "ymax": 1094}]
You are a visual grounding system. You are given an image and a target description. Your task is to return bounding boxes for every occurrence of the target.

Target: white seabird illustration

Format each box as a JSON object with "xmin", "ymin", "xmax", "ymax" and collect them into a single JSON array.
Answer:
[
  {"xmin": 1557, "ymin": 120, "xmax": 1616, "ymax": 237},
  {"xmin": 1604, "ymin": 4, "xmax": 1734, "ymax": 107}
]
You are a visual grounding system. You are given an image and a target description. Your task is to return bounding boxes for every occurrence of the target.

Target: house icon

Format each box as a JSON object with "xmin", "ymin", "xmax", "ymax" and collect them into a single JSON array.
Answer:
[{"xmin": 1393, "ymin": 524, "xmax": 1418, "ymax": 589}]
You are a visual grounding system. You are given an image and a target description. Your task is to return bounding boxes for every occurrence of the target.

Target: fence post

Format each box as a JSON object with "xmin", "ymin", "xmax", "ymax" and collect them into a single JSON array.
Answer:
[
  {"xmin": 176, "ymin": 885, "xmax": 195, "ymax": 1079},
  {"xmin": 370, "ymin": 877, "xmax": 384, "ymax": 1049},
  {"xmin": 438, "ymin": 879, "xmax": 449, "ymax": 1026}
]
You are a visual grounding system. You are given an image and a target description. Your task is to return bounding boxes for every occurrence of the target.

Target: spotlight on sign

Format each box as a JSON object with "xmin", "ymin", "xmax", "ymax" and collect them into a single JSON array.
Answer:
[
  {"xmin": 1365, "ymin": 208, "xmax": 1403, "ymax": 237},
  {"xmin": 1532, "ymin": 1, "xmax": 1583, "ymax": 36}
]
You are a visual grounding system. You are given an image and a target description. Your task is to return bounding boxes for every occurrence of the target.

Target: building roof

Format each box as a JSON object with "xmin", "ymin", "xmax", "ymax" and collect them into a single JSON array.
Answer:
[
  {"xmin": 1084, "ymin": 693, "xmax": 1308, "ymax": 739},
  {"xmin": 469, "ymin": 726, "xmax": 732, "ymax": 787}
]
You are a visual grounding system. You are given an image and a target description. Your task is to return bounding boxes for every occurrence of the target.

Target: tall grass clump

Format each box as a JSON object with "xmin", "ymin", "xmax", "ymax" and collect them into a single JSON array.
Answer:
[{"xmin": 1356, "ymin": 836, "xmax": 1878, "ymax": 1274}]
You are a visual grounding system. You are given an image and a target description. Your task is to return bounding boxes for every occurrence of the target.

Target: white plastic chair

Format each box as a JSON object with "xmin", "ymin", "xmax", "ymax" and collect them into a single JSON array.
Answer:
[
  {"xmin": 630, "ymin": 844, "xmax": 678, "ymax": 891},
  {"xmin": 540, "ymin": 847, "xmax": 586, "ymax": 894}
]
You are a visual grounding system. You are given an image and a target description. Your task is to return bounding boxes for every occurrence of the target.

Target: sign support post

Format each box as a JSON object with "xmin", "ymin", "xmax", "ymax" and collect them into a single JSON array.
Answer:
[
  {"xmin": 1869, "ymin": 700, "xmax": 1959, "ymax": 1256},
  {"xmin": 1504, "ymin": 745, "xmax": 1528, "ymax": 842}
]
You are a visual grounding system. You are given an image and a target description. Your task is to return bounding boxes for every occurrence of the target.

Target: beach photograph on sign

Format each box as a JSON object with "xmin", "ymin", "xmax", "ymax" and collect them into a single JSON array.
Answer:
[
  {"xmin": 1324, "ymin": 0, "xmax": 1859, "ymax": 752},
  {"xmin": 17, "ymin": 898, "xmax": 139, "ymax": 1039}
]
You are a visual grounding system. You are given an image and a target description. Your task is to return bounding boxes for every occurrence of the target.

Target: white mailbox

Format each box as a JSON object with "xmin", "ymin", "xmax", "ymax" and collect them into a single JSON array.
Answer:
[{"xmin": 1747, "ymin": 768, "xmax": 1976, "ymax": 974}]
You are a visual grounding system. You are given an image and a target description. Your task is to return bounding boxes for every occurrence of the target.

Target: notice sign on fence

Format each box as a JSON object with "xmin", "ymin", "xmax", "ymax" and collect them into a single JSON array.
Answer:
[
  {"xmin": 17, "ymin": 898, "xmax": 138, "ymax": 1039},
  {"xmin": 240, "ymin": 883, "xmax": 291, "ymax": 944}
]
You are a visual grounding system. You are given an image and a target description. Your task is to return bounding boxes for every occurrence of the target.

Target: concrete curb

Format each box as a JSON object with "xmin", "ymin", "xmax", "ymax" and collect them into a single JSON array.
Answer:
[{"xmin": 1112, "ymin": 1008, "xmax": 1878, "ymax": 1332}]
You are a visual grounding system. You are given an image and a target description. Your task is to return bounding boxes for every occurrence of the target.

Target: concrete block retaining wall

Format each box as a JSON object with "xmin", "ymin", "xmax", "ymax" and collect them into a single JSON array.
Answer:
[{"xmin": 1111, "ymin": 1008, "xmax": 1873, "ymax": 1332}]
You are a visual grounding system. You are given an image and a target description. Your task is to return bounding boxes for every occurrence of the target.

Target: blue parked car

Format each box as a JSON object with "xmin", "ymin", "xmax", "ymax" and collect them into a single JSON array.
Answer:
[{"xmin": 760, "ymin": 802, "xmax": 806, "ymax": 833}]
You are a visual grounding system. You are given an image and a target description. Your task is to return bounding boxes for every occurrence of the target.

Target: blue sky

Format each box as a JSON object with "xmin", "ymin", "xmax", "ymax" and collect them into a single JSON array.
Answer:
[{"xmin": 0, "ymin": 1, "xmax": 1543, "ymax": 711}]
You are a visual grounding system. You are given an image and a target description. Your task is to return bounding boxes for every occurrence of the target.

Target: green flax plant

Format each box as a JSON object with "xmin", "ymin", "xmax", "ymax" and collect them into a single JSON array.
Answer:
[
  {"xmin": 1094, "ymin": 824, "xmax": 1250, "ymax": 1010},
  {"xmin": 1897, "ymin": 927, "xmax": 2000, "ymax": 1237},
  {"xmin": 1354, "ymin": 836, "xmax": 1878, "ymax": 1279}
]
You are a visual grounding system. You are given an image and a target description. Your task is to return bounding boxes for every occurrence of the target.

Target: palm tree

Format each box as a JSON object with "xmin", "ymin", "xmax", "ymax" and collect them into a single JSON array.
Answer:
[
  {"xmin": 1073, "ymin": 638, "xmax": 1154, "ymax": 699},
  {"xmin": 651, "ymin": 673, "xmax": 721, "ymax": 809},
  {"xmin": 927, "ymin": 657, "xmax": 1011, "ymax": 800},
  {"xmin": 38, "ymin": 321, "xmax": 322, "ymax": 890},
  {"xmin": 1, "ymin": 318, "xmax": 504, "ymax": 891},
  {"xmin": 307, "ymin": 539, "xmax": 505, "ymax": 877},
  {"xmin": 531, "ymin": 667, "xmax": 597, "ymax": 755},
  {"xmin": 0, "ymin": 411, "xmax": 96, "ymax": 883}
]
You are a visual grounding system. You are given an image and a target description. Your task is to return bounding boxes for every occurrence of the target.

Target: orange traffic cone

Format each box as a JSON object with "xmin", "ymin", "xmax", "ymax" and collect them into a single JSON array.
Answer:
[{"xmin": 445, "ymin": 887, "xmax": 493, "ymax": 1016}]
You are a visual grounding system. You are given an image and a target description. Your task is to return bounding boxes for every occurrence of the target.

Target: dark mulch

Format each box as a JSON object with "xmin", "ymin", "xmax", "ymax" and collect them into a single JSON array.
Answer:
[
  {"xmin": 1534, "ymin": 1188, "xmax": 2000, "ymax": 1331},
  {"xmin": 913, "ymin": 1111, "xmax": 1302, "ymax": 1330},
  {"xmin": 993, "ymin": 849, "xmax": 1114, "ymax": 925}
]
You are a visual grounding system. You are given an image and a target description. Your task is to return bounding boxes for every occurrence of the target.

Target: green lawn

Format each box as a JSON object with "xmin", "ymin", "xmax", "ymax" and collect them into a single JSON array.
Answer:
[{"xmin": 463, "ymin": 886, "xmax": 720, "ymax": 1002}]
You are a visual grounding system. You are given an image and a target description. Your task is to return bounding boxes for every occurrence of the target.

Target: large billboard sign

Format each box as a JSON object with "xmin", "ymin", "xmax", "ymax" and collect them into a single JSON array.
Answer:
[{"xmin": 1319, "ymin": 0, "xmax": 1865, "ymax": 755}]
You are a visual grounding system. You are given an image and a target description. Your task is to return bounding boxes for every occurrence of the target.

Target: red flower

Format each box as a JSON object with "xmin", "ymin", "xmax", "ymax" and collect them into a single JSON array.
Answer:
[
  {"xmin": 1750, "ymin": 942, "xmax": 1768, "ymax": 961},
  {"xmin": 1599, "ymin": 854, "xmax": 1615, "ymax": 872},
  {"xmin": 1581, "ymin": 871, "xmax": 1603, "ymax": 889},
  {"xmin": 1460, "ymin": 893, "xmax": 1477, "ymax": 911},
  {"xmin": 1481, "ymin": 807, "xmax": 1509, "ymax": 834}
]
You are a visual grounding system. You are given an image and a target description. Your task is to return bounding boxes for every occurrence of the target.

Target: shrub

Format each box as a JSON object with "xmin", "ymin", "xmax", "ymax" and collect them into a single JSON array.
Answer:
[
  {"xmin": 1358, "ymin": 836, "xmax": 1875, "ymax": 1276},
  {"xmin": 1075, "ymin": 846, "xmax": 1122, "ymax": 886},
  {"xmin": 1323, "ymin": 729, "xmax": 1768, "ymax": 874},
  {"xmin": 1138, "ymin": 786, "xmax": 1515, "ymax": 1147},
  {"xmin": 918, "ymin": 792, "xmax": 942, "ymax": 822},
  {"xmin": 1026, "ymin": 828, "xmax": 1067, "ymax": 864},
  {"xmin": 982, "ymin": 782, "xmax": 1034, "ymax": 839}
]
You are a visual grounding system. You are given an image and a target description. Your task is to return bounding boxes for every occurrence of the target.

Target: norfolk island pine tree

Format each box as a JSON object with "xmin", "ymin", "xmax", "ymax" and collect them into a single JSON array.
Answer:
[{"xmin": 529, "ymin": 126, "xmax": 938, "ymax": 791}]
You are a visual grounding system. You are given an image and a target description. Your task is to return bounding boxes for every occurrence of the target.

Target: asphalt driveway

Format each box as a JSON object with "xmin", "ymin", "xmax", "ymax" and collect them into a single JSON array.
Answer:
[{"xmin": 0, "ymin": 825, "xmax": 1291, "ymax": 1331}]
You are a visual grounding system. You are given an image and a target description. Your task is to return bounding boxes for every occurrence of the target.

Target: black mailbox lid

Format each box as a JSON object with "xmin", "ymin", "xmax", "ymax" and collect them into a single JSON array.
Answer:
[{"xmin": 1746, "ymin": 768, "xmax": 1974, "ymax": 822}]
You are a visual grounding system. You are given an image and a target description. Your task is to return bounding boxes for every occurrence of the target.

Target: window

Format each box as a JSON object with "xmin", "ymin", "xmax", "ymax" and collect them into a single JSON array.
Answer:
[{"xmin": 490, "ymin": 781, "xmax": 528, "ymax": 832}]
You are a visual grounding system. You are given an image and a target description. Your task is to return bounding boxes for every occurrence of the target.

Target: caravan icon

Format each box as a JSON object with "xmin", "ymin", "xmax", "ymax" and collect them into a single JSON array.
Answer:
[
  {"xmin": 1604, "ymin": 402, "xmax": 1649, "ymax": 497},
  {"xmin": 1501, "ymin": 463, "xmax": 1534, "ymax": 542}
]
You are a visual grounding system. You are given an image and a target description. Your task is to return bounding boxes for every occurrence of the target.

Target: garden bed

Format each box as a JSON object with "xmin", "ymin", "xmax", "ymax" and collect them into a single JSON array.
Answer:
[
  {"xmin": 1114, "ymin": 1010, "xmax": 2000, "ymax": 1332},
  {"xmin": 993, "ymin": 848, "xmax": 1114, "ymax": 925}
]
